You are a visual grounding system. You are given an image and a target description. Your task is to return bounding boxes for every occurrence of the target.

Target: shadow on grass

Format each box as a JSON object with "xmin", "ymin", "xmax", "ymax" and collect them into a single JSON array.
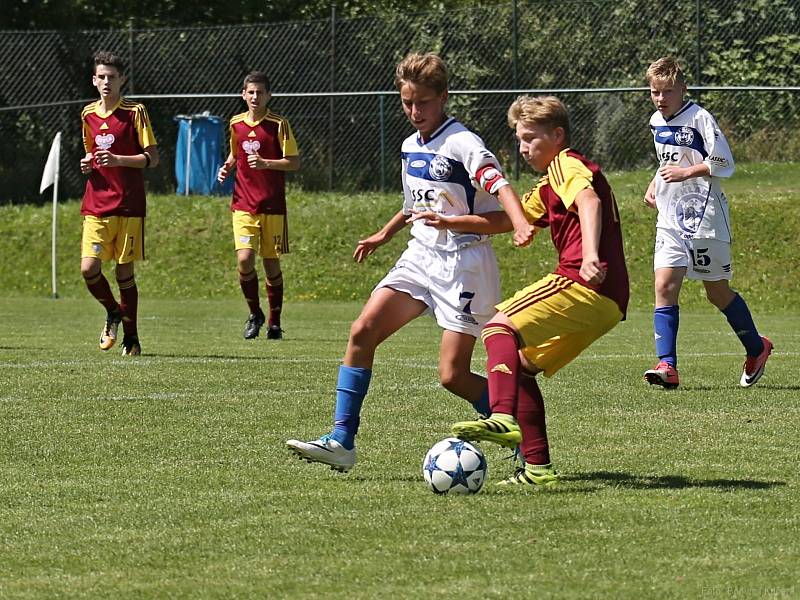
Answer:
[
  {"xmin": 647, "ymin": 384, "xmax": 800, "ymax": 392},
  {"xmin": 564, "ymin": 470, "xmax": 785, "ymax": 491}
]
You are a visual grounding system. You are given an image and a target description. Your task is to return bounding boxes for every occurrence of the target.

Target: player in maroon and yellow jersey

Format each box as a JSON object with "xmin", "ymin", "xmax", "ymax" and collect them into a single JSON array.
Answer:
[
  {"xmin": 218, "ymin": 71, "xmax": 300, "ymax": 340},
  {"xmin": 79, "ymin": 50, "xmax": 158, "ymax": 356},
  {"xmin": 452, "ymin": 96, "xmax": 629, "ymax": 486}
]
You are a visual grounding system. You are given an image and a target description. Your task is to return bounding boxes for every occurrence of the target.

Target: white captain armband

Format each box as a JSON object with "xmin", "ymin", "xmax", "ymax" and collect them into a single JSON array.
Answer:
[{"xmin": 476, "ymin": 165, "xmax": 509, "ymax": 195}]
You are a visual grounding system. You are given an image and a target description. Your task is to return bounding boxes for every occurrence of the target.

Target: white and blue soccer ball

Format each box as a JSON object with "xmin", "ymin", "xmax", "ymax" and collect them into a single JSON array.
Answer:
[{"xmin": 422, "ymin": 437, "xmax": 487, "ymax": 495}]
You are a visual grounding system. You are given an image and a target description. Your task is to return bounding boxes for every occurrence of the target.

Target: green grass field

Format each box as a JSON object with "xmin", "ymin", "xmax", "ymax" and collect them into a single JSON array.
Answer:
[
  {"xmin": 1, "ymin": 162, "xmax": 798, "ymax": 598},
  {"xmin": 0, "ymin": 297, "xmax": 797, "ymax": 599}
]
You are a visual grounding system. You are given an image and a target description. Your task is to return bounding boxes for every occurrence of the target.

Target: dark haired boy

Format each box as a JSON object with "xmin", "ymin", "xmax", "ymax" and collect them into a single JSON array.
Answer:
[
  {"xmin": 79, "ymin": 50, "xmax": 159, "ymax": 356},
  {"xmin": 218, "ymin": 71, "xmax": 300, "ymax": 340}
]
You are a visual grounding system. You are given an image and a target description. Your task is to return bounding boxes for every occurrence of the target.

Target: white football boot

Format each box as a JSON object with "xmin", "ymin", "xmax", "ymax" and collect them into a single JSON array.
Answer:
[{"xmin": 287, "ymin": 435, "xmax": 356, "ymax": 472}]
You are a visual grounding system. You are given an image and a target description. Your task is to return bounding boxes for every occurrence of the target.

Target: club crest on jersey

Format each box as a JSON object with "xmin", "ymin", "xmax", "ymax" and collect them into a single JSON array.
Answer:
[
  {"xmin": 669, "ymin": 186, "xmax": 707, "ymax": 236},
  {"xmin": 243, "ymin": 140, "xmax": 261, "ymax": 155},
  {"xmin": 674, "ymin": 127, "xmax": 694, "ymax": 146},
  {"xmin": 95, "ymin": 133, "xmax": 114, "ymax": 150},
  {"xmin": 428, "ymin": 155, "xmax": 452, "ymax": 181}
]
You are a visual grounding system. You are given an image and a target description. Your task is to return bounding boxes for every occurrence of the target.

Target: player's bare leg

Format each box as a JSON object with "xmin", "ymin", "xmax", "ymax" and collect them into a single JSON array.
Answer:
[
  {"xmin": 438, "ymin": 330, "xmax": 481, "ymax": 400},
  {"xmin": 343, "ymin": 287, "xmax": 427, "ymax": 368},
  {"xmin": 287, "ymin": 288, "xmax": 426, "ymax": 471}
]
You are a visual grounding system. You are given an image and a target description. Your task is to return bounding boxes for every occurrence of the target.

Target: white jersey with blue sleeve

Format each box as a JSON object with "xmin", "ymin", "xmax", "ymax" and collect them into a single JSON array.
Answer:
[
  {"xmin": 400, "ymin": 117, "xmax": 504, "ymax": 251},
  {"xmin": 650, "ymin": 101, "xmax": 734, "ymax": 241}
]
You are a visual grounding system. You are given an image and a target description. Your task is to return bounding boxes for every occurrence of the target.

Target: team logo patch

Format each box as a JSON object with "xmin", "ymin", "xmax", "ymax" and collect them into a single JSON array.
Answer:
[
  {"xmin": 92, "ymin": 243, "xmax": 102, "ymax": 254},
  {"xmin": 95, "ymin": 133, "xmax": 115, "ymax": 150},
  {"xmin": 669, "ymin": 185, "xmax": 707, "ymax": 235},
  {"xmin": 674, "ymin": 126, "xmax": 694, "ymax": 146},
  {"xmin": 428, "ymin": 155, "xmax": 452, "ymax": 181},
  {"xmin": 243, "ymin": 140, "xmax": 261, "ymax": 155}
]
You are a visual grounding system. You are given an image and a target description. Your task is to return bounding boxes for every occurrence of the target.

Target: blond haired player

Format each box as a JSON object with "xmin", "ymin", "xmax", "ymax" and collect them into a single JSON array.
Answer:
[
  {"xmin": 79, "ymin": 50, "xmax": 159, "ymax": 356},
  {"xmin": 642, "ymin": 57, "xmax": 772, "ymax": 389},
  {"xmin": 218, "ymin": 71, "xmax": 300, "ymax": 340},
  {"xmin": 452, "ymin": 96, "xmax": 629, "ymax": 486},
  {"xmin": 287, "ymin": 52, "xmax": 533, "ymax": 472}
]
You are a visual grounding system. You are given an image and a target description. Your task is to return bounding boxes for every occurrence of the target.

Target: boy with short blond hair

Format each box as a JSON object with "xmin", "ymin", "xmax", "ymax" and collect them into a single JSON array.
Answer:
[
  {"xmin": 286, "ymin": 52, "xmax": 533, "ymax": 472},
  {"xmin": 642, "ymin": 56, "xmax": 772, "ymax": 389},
  {"xmin": 452, "ymin": 95, "xmax": 629, "ymax": 486},
  {"xmin": 218, "ymin": 71, "xmax": 300, "ymax": 340},
  {"xmin": 79, "ymin": 50, "xmax": 159, "ymax": 356}
]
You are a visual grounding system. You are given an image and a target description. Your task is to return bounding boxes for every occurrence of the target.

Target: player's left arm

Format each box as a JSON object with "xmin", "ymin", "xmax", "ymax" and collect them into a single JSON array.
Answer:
[
  {"xmin": 473, "ymin": 164, "xmax": 533, "ymax": 247},
  {"xmin": 249, "ymin": 154, "xmax": 300, "ymax": 171},
  {"xmin": 407, "ymin": 210, "xmax": 512, "ymax": 234},
  {"xmin": 700, "ymin": 111, "xmax": 735, "ymax": 178},
  {"xmin": 574, "ymin": 188, "xmax": 607, "ymax": 286},
  {"xmin": 93, "ymin": 145, "xmax": 158, "ymax": 169}
]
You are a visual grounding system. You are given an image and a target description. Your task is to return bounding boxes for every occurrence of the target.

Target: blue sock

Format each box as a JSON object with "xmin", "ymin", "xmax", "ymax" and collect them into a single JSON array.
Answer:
[
  {"xmin": 654, "ymin": 305, "xmax": 679, "ymax": 367},
  {"xmin": 330, "ymin": 366, "xmax": 372, "ymax": 450},
  {"xmin": 473, "ymin": 386, "xmax": 491, "ymax": 417},
  {"xmin": 721, "ymin": 293, "xmax": 764, "ymax": 357}
]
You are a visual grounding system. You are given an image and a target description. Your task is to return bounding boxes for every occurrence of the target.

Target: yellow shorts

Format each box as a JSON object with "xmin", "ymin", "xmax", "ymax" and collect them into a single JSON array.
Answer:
[
  {"xmin": 232, "ymin": 211, "xmax": 289, "ymax": 259},
  {"xmin": 497, "ymin": 273, "xmax": 622, "ymax": 377},
  {"xmin": 81, "ymin": 215, "xmax": 144, "ymax": 263}
]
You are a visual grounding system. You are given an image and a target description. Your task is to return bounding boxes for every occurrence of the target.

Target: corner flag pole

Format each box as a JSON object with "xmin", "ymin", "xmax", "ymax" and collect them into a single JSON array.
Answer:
[{"xmin": 40, "ymin": 132, "xmax": 61, "ymax": 299}]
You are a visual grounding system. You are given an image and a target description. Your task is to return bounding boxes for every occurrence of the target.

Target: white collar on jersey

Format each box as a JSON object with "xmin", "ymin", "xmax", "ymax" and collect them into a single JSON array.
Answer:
[
  {"xmin": 416, "ymin": 116, "xmax": 456, "ymax": 145},
  {"xmin": 664, "ymin": 101, "xmax": 695, "ymax": 122}
]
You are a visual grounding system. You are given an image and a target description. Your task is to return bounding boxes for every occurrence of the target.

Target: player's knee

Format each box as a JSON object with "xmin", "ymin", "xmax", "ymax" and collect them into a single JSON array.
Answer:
[
  {"xmin": 438, "ymin": 362, "xmax": 468, "ymax": 391},
  {"xmin": 80, "ymin": 262, "xmax": 100, "ymax": 279},
  {"xmin": 349, "ymin": 316, "xmax": 379, "ymax": 349}
]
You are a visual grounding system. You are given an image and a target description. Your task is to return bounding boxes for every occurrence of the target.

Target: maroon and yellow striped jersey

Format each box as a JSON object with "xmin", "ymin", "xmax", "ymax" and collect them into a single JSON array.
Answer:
[
  {"xmin": 229, "ymin": 111, "xmax": 298, "ymax": 215},
  {"xmin": 80, "ymin": 99, "xmax": 157, "ymax": 217},
  {"xmin": 521, "ymin": 149, "xmax": 629, "ymax": 316}
]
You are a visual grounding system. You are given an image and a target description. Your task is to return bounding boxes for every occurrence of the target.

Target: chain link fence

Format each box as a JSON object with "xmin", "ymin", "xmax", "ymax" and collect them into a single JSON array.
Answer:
[{"xmin": 1, "ymin": 0, "xmax": 798, "ymax": 202}]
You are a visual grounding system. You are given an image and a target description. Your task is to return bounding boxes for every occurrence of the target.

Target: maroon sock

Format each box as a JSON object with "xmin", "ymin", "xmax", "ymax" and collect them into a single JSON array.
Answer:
[
  {"xmin": 482, "ymin": 323, "xmax": 520, "ymax": 416},
  {"xmin": 117, "ymin": 274, "xmax": 138, "ymax": 338},
  {"xmin": 84, "ymin": 271, "xmax": 119, "ymax": 313},
  {"xmin": 266, "ymin": 273, "xmax": 283, "ymax": 327},
  {"xmin": 517, "ymin": 370, "xmax": 550, "ymax": 465},
  {"xmin": 239, "ymin": 270, "xmax": 261, "ymax": 315}
]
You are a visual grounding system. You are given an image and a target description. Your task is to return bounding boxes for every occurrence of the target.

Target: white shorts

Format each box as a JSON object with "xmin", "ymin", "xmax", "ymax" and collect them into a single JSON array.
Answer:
[
  {"xmin": 374, "ymin": 239, "xmax": 500, "ymax": 337},
  {"xmin": 654, "ymin": 228, "xmax": 732, "ymax": 281}
]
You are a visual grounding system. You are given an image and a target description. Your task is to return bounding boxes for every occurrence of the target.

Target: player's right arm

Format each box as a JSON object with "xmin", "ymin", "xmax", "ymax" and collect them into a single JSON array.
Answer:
[
  {"xmin": 353, "ymin": 209, "xmax": 407, "ymax": 263},
  {"xmin": 80, "ymin": 117, "xmax": 93, "ymax": 174},
  {"xmin": 643, "ymin": 176, "xmax": 657, "ymax": 208},
  {"xmin": 217, "ymin": 152, "xmax": 235, "ymax": 183}
]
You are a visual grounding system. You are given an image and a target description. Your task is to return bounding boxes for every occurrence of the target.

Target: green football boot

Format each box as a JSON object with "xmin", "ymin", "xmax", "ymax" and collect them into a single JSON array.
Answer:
[
  {"xmin": 451, "ymin": 413, "xmax": 522, "ymax": 449},
  {"xmin": 497, "ymin": 463, "xmax": 559, "ymax": 488}
]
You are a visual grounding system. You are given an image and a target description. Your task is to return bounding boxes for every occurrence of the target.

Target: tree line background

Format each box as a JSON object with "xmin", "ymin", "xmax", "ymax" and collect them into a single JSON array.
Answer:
[{"xmin": 1, "ymin": 0, "xmax": 798, "ymax": 202}]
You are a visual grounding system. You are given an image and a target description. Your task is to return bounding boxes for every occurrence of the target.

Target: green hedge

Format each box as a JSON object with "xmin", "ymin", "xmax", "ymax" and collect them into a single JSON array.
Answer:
[{"xmin": 1, "ymin": 163, "xmax": 797, "ymax": 312}]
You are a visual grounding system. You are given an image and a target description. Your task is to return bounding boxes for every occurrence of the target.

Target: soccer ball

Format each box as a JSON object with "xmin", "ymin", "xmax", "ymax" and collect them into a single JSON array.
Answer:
[{"xmin": 422, "ymin": 437, "xmax": 487, "ymax": 495}]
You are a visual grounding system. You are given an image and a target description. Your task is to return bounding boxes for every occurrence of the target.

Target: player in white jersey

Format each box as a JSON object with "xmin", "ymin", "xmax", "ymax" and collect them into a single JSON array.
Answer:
[
  {"xmin": 642, "ymin": 57, "xmax": 772, "ymax": 390},
  {"xmin": 287, "ymin": 52, "xmax": 533, "ymax": 472}
]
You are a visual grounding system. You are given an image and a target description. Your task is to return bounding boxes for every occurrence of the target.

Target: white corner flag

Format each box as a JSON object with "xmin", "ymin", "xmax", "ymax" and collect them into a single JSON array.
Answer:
[
  {"xmin": 40, "ymin": 132, "xmax": 62, "ymax": 299},
  {"xmin": 40, "ymin": 132, "xmax": 61, "ymax": 194}
]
